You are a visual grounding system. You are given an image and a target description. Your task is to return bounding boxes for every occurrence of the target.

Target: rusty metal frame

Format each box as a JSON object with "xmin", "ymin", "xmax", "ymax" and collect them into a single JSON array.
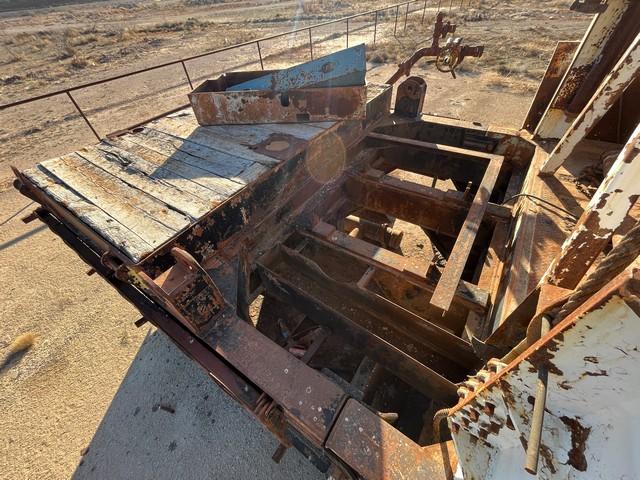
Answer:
[{"xmin": 12, "ymin": 83, "xmax": 538, "ymax": 478}]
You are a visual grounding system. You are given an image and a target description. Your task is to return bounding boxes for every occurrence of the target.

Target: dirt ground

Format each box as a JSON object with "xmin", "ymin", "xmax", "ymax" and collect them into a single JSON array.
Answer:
[{"xmin": 0, "ymin": 1, "xmax": 589, "ymax": 479}]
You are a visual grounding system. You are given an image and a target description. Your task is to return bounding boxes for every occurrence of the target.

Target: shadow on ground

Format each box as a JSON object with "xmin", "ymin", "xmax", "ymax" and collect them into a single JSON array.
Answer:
[{"xmin": 72, "ymin": 329, "xmax": 322, "ymax": 480}]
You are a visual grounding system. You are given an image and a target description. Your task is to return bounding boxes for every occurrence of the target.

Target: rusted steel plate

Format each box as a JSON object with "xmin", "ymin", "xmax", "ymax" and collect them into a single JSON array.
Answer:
[
  {"xmin": 541, "ymin": 34, "xmax": 640, "ymax": 173},
  {"xmin": 189, "ymin": 81, "xmax": 366, "ymax": 125},
  {"xmin": 208, "ymin": 315, "xmax": 346, "ymax": 446},
  {"xmin": 327, "ymin": 399, "xmax": 458, "ymax": 480},
  {"xmin": 251, "ymin": 133, "xmax": 309, "ymax": 162},
  {"xmin": 550, "ymin": 63, "xmax": 591, "ymax": 111},
  {"xmin": 429, "ymin": 154, "xmax": 503, "ymax": 312},
  {"xmin": 449, "ymin": 268, "xmax": 640, "ymax": 479},
  {"xmin": 566, "ymin": 1, "xmax": 640, "ymax": 114},
  {"xmin": 227, "ymin": 44, "xmax": 366, "ymax": 92},
  {"xmin": 256, "ymin": 252, "xmax": 462, "ymax": 399},
  {"xmin": 522, "ymin": 41, "xmax": 579, "ymax": 132},
  {"xmin": 542, "ymin": 124, "xmax": 640, "ymax": 289},
  {"xmin": 394, "ymin": 76, "xmax": 427, "ymax": 118}
]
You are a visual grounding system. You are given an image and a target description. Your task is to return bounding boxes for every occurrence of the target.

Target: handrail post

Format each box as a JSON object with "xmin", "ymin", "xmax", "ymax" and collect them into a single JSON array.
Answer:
[
  {"xmin": 373, "ymin": 10, "xmax": 378, "ymax": 44},
  {"xmin": 437, "ymin": 0, "xmax": 442, "ymax": 12},
  {"xmin": 256, "ymin": 41, "xmax": 264, "ymax": 70},
  {"xmin": 449, "ymin": 0, "xmax": 453, "ymax": 13},
  {"xmin": 422, "ymin": 0, "xmax": 427, "ymax": 23},
  {"xmin": 181, "ymin": 60, "xmax": 193, "ymax": 90},
  {"xmin": 394, "ymin": 5, "xmax": 400, "ymax": 35},
  {"xmin": 308, "ymin": 28, "xmax": 313, "ymax": 60},
  {"xmin": 346, "ymin": 17, "xmax": 349, "ymax": 48},
  {"xmin": 66, "ymin": 91, "xmax": 101, "ymax": 142},
  {"xmin": 404, "ymin": 3, "xmax": 409, "ymax": 31}
]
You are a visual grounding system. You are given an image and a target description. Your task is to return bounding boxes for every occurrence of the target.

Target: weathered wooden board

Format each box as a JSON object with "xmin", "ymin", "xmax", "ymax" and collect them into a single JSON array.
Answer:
[
  {"xmin": 118, "ymin": 138, "xmax": 265, "ymax": 201},
  {"xmin": 76, "ymin": 146, "xmax": 210, "ymax": 220},
  {"xmin": 22, "ymin": 99, "xmax": 342, "ymax": 263},
  {"xmin": 98, "ymin": 139, "xmax": 227, "ymax": 206},
  {"xmin": 166, "ymin": 110, "xmax": 328, "ymax": 141},
  {"xmin": 23, "ymin": 166, "xmax": 153, "ymax": 261},
  {"xmin": 146, "ymin": 120, "xmax": 281, "ymax": 167},
  {"xmin": 39, "ymin": 153, "xmax": 188, "ymax": 245},
  {"xmin": 122, "ymin": 128, "xmax": 266, "ymax": 185}
]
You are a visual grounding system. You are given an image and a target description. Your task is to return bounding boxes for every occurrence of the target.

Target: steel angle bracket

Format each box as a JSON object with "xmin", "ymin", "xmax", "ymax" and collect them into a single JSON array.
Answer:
[{"xmin": 129, "ymin": 247, "xmax": 228, "ymax": 335}]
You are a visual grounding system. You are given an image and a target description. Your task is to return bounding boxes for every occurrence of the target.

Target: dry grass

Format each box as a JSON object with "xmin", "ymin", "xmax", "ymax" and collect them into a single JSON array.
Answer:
[
  {"xmin": 301, "ymin": 0, "xmax": 353, "ymax": 15},
  {"xmin": 0, "ymin": 0, "xmax": 586, "ymax": 98},
  {"xmin": 0, "ymin": 332, "xmax": 36, "ymax": 375},
  {"xmin": 9, "ymin": 332, "xmax": 36, "ymax": 353}
]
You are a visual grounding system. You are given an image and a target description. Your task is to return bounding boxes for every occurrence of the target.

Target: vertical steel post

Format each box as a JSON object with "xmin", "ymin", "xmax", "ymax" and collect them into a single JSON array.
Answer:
[
  {"xmin": 394, "ymin": 5, "xmax": 399, "ymax": 35},
  {"xmin": 437, "ymin": 0, "xmax": 442, "ymax": 12},
  {"xmin": 346, "ymin": 17, "xmax": 349, "ymax": 48},
  {"xmin": 308, "ymin": 28, "xmax": 313, "ymax": 60},
  {"xmin": 524, "ymin": 316, "xmax": 550, "ymax": 475},
  {"xmin": 181, "ymin": 60, "xmax": 193, "ymax": 90},
  {"xmin": 373, "ymin": 10, "xmax": 378, "ymax": 44},
  {"xmin": 460, "ymin": 0, "xmax": 464, "ymax": 9},
  {"xmin": 66, "ymin": 91, "xmax": 101, "ymax": 141},
  {"xmin": 256, "ymin": 41, "xmax": 264, "ymax": 70},
  {"xmin": 404, "ymin": 3, "xmax": 409, "ymax": 31},
  {"xmin": 422, "ymin": 0, "xmax": 427, "ymax": 23},
  {"xmin": 449, "ymin": 0, "xmax": 453, "ymax": 14}
]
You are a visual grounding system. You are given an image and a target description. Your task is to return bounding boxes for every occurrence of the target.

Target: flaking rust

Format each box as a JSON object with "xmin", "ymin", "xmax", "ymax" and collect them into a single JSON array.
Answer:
[{"xmin": 189, "ymin": 79, "xmax": 367, "ymax": 125}]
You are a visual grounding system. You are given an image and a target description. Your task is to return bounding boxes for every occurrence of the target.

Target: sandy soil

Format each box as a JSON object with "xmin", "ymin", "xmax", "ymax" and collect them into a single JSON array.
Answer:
[{"xmin": 0, "ymin": 0, "xmax": 590, "ymax": 478}]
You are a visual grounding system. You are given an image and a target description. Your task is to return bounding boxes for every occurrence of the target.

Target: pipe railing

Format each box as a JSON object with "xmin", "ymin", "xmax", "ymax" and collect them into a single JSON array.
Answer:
[{"xmin": 0, "ymin": 0, "xmax": 480, "ymax": 141}]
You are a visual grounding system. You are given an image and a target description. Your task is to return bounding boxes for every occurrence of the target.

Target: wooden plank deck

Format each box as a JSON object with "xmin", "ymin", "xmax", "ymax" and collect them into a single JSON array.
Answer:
[{"xmin": 21, "ymin": 107, "xmax": 338, "ymax": 263}]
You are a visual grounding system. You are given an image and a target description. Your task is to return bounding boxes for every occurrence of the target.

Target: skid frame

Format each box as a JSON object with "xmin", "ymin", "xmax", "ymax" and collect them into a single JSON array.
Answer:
[{"xmin": 15, "ymin": 93, "xmax": 537, "ymax": 478}]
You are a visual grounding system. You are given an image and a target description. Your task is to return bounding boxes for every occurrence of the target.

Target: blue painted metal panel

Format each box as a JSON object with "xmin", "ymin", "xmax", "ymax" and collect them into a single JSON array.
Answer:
[{"xmin": 227, "ymin": 44, "xmax": 366, "ymax": 92}]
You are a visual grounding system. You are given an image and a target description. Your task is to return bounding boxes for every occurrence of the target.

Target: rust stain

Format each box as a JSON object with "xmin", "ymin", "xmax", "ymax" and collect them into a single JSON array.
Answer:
[
  {"xmin": 552, "ymin": 64, "xmax": 592, "ymax": 110},
  {"xmin": 252, "ymin": 133, "xmax": 308, "ymax": 162},
  {"xmin": 189, "ymin": 75, "xmax": 366, "ymax": 125},
  {"xmin": 560, "ymin": 416, "xmax": 591, "ymax": 471}
]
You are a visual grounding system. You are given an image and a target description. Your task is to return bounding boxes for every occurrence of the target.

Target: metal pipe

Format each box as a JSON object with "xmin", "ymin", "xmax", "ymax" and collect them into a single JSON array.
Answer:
[
  {"xmin": 308, "ymin": 28, "xmax": 313, "ymax": 59},
  {"xmin": 65, "ymin": 91, "xmax": 101, "ymax": 141},
  {"xmin": 346, "ymin": 18, "xmax": 349, "ymax": 48},
  {"xmin": 437, "ymin": 0, "xmax": 442, "ymax": 12},
  {"xmin": 449, "ymin": 0, "xmax": 453, "ymax": 14},
  {"xmin": 180, "ymin": 60, "xmax": 193, "ymax": 90},
  {"xmin": 373, "ymin": 10, "xmax": 378, "ymax": 44},
  {"xmin": 394, "ymin": 5, "xmax": 400, "ymax": 35},
  {"xmin": 524, "ymin": 315, "xmax": 551, "ymax": 475},
  {"xmin": 422, "ymin": 0, "xmax": 427, "ymax": 23},
  {"xmin": 404, "ymin": 3, "xmax": 409, "ymax": 31},
  {"xmin": 256, "ymin": 41, "xmax": 264, "ymax": 70}
]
